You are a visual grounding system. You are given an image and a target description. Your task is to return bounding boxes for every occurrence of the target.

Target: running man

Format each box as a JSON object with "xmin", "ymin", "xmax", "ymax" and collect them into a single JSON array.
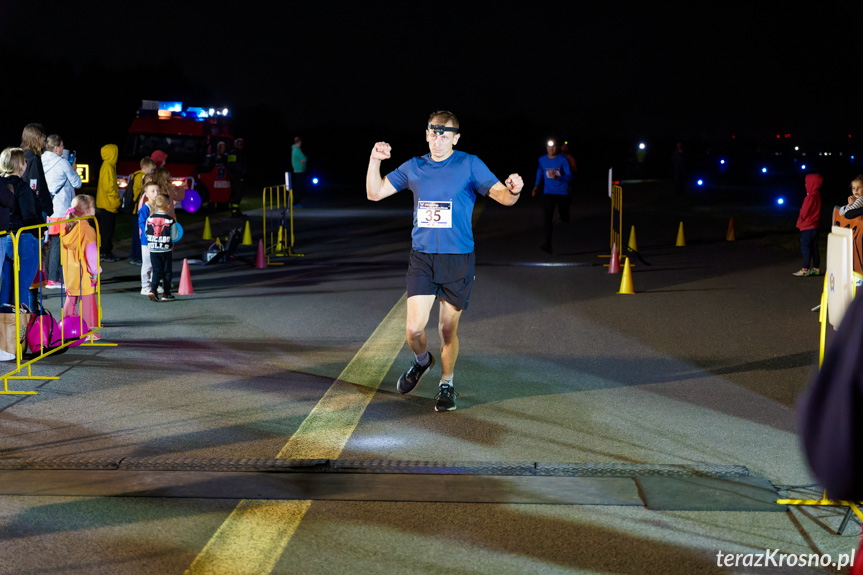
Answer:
[{"xmin": 366, "ymin": 110, "xmax": 523, "ymax": 411}]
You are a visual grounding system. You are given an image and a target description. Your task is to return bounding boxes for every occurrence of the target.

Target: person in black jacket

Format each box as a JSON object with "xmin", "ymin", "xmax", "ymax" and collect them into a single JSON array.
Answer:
[
  {"xmin": 0, "ymin": 148, "xmax": 44, "ymax": 311},
  {"xmin": 20, "ymin": 124, "xmax": 53, "ymax": 217}
]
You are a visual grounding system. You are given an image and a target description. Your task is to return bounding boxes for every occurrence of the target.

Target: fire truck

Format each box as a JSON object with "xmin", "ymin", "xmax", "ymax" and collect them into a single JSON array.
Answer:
[{"xmin": 117, "ymin": 100, "xmax": 235, "ymax": 205}]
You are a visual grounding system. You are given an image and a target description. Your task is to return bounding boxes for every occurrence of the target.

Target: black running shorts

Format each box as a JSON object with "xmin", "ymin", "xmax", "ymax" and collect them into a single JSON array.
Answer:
[{"xmin": 406, "ymin": 250, "xmax": 476, "ymax": 311}]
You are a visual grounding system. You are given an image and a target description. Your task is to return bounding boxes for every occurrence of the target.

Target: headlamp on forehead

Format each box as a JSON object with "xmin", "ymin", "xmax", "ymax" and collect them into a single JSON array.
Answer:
[{"xmin": 428, "ymin": 124, "xmax": 459, "ymax": 136}]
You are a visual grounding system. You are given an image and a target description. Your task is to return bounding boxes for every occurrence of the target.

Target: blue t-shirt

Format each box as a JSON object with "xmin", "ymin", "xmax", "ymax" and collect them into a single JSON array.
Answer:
[
  {"xmin": 535, "ymin": 154, "xmax": 572, "ymax": 195},
  {"xmin": 386, "ymin": 150, "xmax": 498, "ymax": 254}
]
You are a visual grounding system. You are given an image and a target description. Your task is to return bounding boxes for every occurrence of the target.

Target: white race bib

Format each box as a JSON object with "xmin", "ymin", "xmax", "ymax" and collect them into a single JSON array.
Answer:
[{"xmin": 418, "ymin": 201, "xmax": 452, "ymax": 228}]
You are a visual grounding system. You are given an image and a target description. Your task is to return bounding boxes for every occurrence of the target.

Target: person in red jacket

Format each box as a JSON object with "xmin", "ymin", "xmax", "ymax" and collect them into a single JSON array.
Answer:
[{"xmin": 793, "ymin": 173, "xmax": 823, "ymax": 276}]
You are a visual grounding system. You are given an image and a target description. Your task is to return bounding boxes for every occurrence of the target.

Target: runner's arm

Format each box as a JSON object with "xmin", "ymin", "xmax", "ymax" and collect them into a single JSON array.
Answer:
[
  {"xmin": 487, "ymin": 174, "xmax": 524, "ymax": 206},
  {"xmin": 367, "ymin": 142, "xmax": 399, "ymax": 201}
]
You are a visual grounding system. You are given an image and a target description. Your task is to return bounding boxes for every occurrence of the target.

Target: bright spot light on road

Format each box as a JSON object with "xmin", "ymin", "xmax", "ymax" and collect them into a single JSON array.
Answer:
[
  {"xmin": 801, "ymin": 164, "xmax": 806, "ymax": 170},
  {"xmin": 697, "ymin": 179, "xmax": 704, "ymax": 186},
  {"xmin": 638, "ymin": 143, "xmax": 646, "ymax": 150},
  {"xmin": 312, "ymin": 178, "xmax": 319, "ymax": 185},
  {"xmin": 777, "ymin": 197, "xmax": 785, "ymax": 205},
  {"xmin": 720, "ymin": 159, "xmax": 725, "ymax": 165},
  {"xmin": 762, "ymin": 167, "xmax": 768, "ymax": 173}
]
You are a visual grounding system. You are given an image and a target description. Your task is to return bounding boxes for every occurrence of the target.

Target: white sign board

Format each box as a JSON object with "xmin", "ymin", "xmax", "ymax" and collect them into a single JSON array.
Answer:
[{"xmin": 827, "ymin": 226, "xmax": 854, "ymax": 329}]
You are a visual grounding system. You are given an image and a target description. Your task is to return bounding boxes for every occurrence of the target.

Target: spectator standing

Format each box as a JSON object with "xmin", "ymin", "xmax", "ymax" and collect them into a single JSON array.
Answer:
[
  {"xmin": 42, "ymin": 135, "xmax": 82, "ymax": 288},
  {"xmin": 145, "ymin": 194, "xmax": 176, "ymax": 303},
  {"xmin": 20, "ymin": 124, "xmax": 52, "ymax": 218},
  {"xmin": 228, "ymin": 137, "xmax": 248, "ymax": 216},
  {"xmin": 95, "ymin": 144, "xmax": 121, "ymax": 262},
  {"xmin": 138, "ymin": 183, "xmax": 160, "ymax": 295},
  {"xmin": 126, "ymin": 157, "xmax": 156, "ymax": 265},
  {"xmin": 291, "ymin": 136, "xmax": 307, "ymax": 204},
  {"xmin": 793, "ymin": 173, "xmax": 822, "ymax": 277},
  {"xmin": 60, "ymin": 194, "xmax": 100, "ymax": 335},
  {"xmin": 0, "ymin": 148, "xmax": 43, "ymax": 311}
]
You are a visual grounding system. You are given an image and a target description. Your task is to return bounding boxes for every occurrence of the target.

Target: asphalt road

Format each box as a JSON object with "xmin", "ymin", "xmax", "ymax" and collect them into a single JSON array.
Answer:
[{"xmin": 0, "ymin": 179, "xmax": 855, "ymax": 575}]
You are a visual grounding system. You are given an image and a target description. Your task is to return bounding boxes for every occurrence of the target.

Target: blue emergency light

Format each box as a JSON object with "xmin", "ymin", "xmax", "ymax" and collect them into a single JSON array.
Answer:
[
  {"xmin": 186, "ymin": 107, "xmax": 209, "ymax": 119},
  {"xmin": 159, "ymin": 101, "xmax": 183, "ymax": 113}
]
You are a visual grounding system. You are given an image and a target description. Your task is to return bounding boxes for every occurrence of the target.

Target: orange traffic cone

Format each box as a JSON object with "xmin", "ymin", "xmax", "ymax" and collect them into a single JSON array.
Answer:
[
  {"xmin": 255, "ymin": 239, "xmax": 267, "ymax": 269},
  {"xmin": 727, "ymin": 218, "xmax": 736, "ymax": 241},
  {"xmin": 178, "ymin": 258, "xmax": 195, "ymax": 295},
  {"xmin": 608, "ymin": 242, "xmax": 621, "ymax": 274},
  {"xmin": 618, "ymin": 257, "xmax": 635, "ymax": 294}
]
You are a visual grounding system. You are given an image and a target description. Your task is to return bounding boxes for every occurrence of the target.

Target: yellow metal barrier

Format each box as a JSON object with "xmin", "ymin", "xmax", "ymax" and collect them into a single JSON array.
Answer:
[
  {"xmin": 610, "ymin": 184, "xmax": 623, "ymax": 250},
  {"xmin": 262, "ymin": 184, "xmax": 303, "ymax": 265},
  {"xmin": 599, "ymin": 184, "xmax": 623, "ymax": 264},
  {"xmin": 778, "ymin": 271, "xmax": 861, "ymax": 533},
  {"xmin": 0, "ymin": 215, "xmax": 116, "ymax": 396}
]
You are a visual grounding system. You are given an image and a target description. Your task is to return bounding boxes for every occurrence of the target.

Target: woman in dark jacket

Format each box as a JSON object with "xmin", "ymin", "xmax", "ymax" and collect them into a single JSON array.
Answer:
[
  {"xmin": 20, "ymin": 123, "xmax": 53, "ymax": 218},
  {"xmin": 0, "ymin": 148, "xmax": 43, "ymax": 310}
]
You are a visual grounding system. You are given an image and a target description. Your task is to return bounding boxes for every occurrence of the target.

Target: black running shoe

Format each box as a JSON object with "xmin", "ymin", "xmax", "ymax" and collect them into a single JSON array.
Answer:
[
  {"xmin": 434, "ymin": 383, "xmax": 458, "ymax": 412},
  {"xmin": 397, "ymin": 353, "xmax": 435, "ymax": 394}
]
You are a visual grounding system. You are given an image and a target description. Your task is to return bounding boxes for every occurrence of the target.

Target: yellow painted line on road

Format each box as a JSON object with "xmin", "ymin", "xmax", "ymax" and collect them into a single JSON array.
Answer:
[{"xmin": 184, "ymin": 293, "xmax": 407, "ymax": 575}]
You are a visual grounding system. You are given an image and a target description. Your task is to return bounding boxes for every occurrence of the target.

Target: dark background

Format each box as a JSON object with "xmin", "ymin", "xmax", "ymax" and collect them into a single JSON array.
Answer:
[{"xmin": 2, "ymin": 1, "xmax": 862, "ymax": 198}]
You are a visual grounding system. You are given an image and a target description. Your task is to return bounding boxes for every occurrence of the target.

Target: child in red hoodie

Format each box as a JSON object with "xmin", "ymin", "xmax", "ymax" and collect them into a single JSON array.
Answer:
[{"xmin": 793, "ymin": 173, "xmax": 823, "ymax": 276}]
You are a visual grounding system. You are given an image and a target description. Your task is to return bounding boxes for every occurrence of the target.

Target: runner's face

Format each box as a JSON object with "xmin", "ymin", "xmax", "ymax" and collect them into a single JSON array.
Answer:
[{"xmin": 426, "ymin": 123, "xmax": 460, "ymax": 160}]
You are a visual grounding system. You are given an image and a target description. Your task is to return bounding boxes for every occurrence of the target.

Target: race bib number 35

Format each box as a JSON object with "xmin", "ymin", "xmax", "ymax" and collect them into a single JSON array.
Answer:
[{"xmin": 418, "ymin": 201, "xmax": 453, "ymax": 228}]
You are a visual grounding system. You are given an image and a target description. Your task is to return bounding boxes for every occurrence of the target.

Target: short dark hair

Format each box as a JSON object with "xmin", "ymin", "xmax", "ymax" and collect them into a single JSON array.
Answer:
[{"xmin": 428, "ymin": 110, "xmax": 459, "ymax": 129}]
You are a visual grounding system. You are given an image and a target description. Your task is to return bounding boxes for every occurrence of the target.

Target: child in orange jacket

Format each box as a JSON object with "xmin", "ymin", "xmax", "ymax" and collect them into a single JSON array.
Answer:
[{"xmin": 60, "ymin": 194, "xmax": 100, "ymax": 334}]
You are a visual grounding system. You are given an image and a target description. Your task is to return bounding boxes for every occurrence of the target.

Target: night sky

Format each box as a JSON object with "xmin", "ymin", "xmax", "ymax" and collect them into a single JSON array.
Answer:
[{"xmin": 2, "ymin": 2, "xmax": 861, "ymax": 186}]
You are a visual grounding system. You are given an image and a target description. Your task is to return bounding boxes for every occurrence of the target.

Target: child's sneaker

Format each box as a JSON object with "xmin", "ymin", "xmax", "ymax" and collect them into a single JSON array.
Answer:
[
  {"xmin": 141, "ymin": 288, "xmax": 151, "ymax": 295},
  {"xmin": 161, "ymin": 294, "xmax": 176, "ymax": 302},
  {"xmin": 809, "ymin": 268, "xmax": 821, "ymax": 276},
  {"xmin": 792, "ymin": 268, "xmax": 810, "ymax": 277},
  {"xmin": 148, "ymin": 291, "xmax": 159, "ymax": 302},
  {"xmin": 45, "ymin": 281, "xmax": 62, "ymax": 289}
]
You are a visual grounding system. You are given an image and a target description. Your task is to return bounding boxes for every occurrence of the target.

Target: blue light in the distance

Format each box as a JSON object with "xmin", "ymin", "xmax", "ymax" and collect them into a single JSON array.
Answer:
[
  {"xmin": 312, "ymin": 178, "xmax": 319, "ymax": 185},
  {"xmin": 777, "ymin": 197, "xmax": 785, "ymax": 205},
  {"xmin": 762, "ymin": 167, "xmax": 768, "ymax": 173},
  {"xmin": 801, "ymin": 164, "xmax": 806, "ymax": 170},
  {"xmin": 720, "ymin": 159, "xmax": 725, "ymax": 165},
  {"xmin": 697, "ymin": 179, "xmax": 704, "ymax": 186}
]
